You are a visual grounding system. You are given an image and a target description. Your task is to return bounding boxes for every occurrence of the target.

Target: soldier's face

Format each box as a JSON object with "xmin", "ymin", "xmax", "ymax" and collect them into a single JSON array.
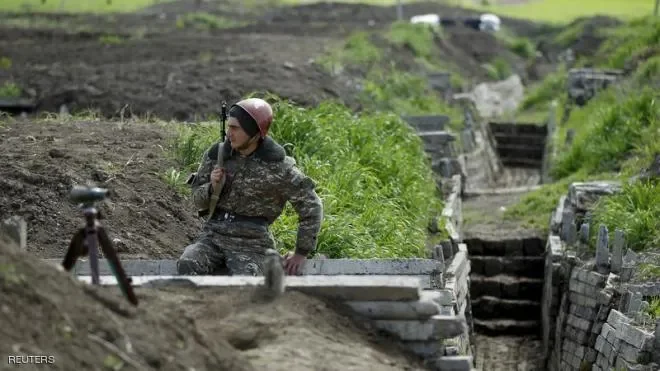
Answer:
[{"xmin": 227, "ymin": 118, "xmax": 251, "ymax": 149}]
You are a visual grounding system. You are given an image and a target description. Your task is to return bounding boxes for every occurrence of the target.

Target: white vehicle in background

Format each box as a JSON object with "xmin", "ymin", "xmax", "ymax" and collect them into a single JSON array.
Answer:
[{"xmin": 410, "ymin": 12, "xmax": 501, "ymax": 33}]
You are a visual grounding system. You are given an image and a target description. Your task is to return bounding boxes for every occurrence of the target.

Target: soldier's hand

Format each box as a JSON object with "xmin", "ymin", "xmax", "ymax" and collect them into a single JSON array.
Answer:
[
  {"xmin": 283, "ymin": 252, "xmax": 306, "ymax": 276},
  {"xmin": 210, "ymin": 167, "xmax": 225, "ymax": 187}
]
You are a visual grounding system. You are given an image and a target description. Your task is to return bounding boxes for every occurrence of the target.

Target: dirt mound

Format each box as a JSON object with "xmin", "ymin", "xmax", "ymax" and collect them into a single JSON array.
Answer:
[
  {"xmin": 0, "ymin": 236, "xmax": 252, "ymax": 371},
  {"xmin": 0, "ymin": 236, "xmax": 425, "ymax": 371},
  {"xmin": 0, "ymin": 118, "xmax": 200, "ymax": 259},
  {"xmin": 0, "ymin": 24, "xmax": 350, "ymax": 121},
  {"xmin": 0, "ymin": 0, "xmax": 554, "ymax": 121}
]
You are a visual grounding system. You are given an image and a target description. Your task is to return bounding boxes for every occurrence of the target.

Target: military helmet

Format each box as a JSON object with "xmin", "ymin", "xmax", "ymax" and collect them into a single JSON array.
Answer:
[{"xmin": 231, "ymin": 98, "xmax": 273, "ymax": 138}]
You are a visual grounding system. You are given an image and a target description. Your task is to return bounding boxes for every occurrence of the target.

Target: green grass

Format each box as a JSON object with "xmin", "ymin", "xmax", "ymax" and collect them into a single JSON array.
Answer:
[
  {"xmin": 359, "ymin": 66, "xmax": 463, "ymax": 130},
  {"xmin": 459, "ymin": 0, "xmax": 654, "ymax": 24},
  {"xmin": 387, "ymin": 21, "xmax": 439, "ymax": 60},
  {"xmin": 503, "ymin": 170, "xmax": 614, "ymax": 232},
  {"xmin": 519, "ymin": 65, "xmax": 568, "ymax": 112},
  {"xmin": 506, "ymin": 15, "xmax": 660, "ymax": 245},
  {"xmin": 646, "ymin": 296, "xmax": 660, "ymax": 320},
  {"xmin": 171, "ymin": 95, "xmax": 443, "ymax": 259},
  {"xmin": 0, "ymin": 0, "xmax": 171, "ymax": 13},
  {"xmin": 591, "ymin": 181, "xmax": 660, "ymax": 252},
  {"xmin": 509, "ymin": 84, "xmax": 660, "ymax": 244},
  {"xmin": 638, "ymin": 263, "xmax": 660, "ymax": 280},
  {"xmin": 175, "ymin": 12, "xmax": 247, "ymax": 30},
  {"xmin": 318, "ymin": 32, "xmax": 383, "ymax": 72},
  {"xmin": 596, "ymin": 16, "xmax": 660, "ymax": 69},
  {"xmin": 552, "ymin": 87, "xmax": 660, "ymax": 179},
  {"xmin": 0, "ymin": 82, "xmax": 21, "ymax": 98}
]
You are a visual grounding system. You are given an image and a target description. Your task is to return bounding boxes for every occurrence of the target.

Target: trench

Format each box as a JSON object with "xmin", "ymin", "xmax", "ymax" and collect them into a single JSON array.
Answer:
[{"xmin": 464, "ymin": 121, "xmax": 549, "ymax": 370}]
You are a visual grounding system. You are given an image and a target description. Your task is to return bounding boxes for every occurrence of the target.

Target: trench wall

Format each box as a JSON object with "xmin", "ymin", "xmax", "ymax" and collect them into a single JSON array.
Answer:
[
  {"xmin": 541, "ymin": 181, "xmax": 660, "ymax": 371},
  {"xmin": 31, "ymin": 173, "xmax": 476, "ymax": 371}
]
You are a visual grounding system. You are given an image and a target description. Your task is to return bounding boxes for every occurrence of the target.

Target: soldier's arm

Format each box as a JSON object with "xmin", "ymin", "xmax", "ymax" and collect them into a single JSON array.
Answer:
[
  {"xmin": 191, "ymin": 147, "xmax": 216, "ymax": 210},
  {"xmin": 283, "ymin": 166, "xmax": 323, "ymax": 257}
]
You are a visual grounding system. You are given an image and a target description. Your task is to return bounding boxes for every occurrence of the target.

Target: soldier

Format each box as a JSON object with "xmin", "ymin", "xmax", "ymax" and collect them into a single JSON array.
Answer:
[{"xmin": 177, "ymin": 98, "xmax": 323, "ymax": 276}]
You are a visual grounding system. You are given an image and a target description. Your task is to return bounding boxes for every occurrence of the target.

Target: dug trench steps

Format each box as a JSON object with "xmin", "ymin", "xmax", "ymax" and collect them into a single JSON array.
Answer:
[
  {"xmin": 465, "ymin": 237, "xmax": 546, "ymax": 336},
  {"xmin": 28, "ymin": 110, "xmax": 556, "ymax": 370}
]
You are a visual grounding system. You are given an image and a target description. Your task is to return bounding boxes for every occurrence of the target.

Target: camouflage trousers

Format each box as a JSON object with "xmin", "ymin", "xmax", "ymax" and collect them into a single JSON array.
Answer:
[{"xmin": 177, "ymin": 221, "xmax": 274, "ymax": 276}]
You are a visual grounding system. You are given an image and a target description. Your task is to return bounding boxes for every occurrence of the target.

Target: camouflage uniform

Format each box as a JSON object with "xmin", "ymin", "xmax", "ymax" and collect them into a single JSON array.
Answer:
[{"xmin": 177, "ymin": 136, "xmax": 323, "ymax": 276}]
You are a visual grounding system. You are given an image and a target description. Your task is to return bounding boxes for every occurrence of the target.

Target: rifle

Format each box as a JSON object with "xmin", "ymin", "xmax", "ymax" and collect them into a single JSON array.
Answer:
[
  {"xmin": 186, "ymin": 101, "xmax": 227, "ymax": 193},
  {"xmin": 205, "ymin": 101, "xmax": 228, "ymax": 220}
]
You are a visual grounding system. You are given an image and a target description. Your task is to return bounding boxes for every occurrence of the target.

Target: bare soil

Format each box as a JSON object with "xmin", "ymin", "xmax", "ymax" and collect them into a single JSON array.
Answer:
[
  {"xmin": 0, "ymin": 237, "xmax": 425, "ymax": 371},
  {"xmin": 0, "ymin": 0, "xmax": 552, "ymax": 121},
  {"xmin": 0, "ymin": 118, "xmax": 199, "ymax": 259}
]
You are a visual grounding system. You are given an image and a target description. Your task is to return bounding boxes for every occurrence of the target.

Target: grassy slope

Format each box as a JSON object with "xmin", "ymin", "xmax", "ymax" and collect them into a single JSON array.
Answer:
[
  {"xmin": 0, "ymin": 0, "xmax": 170, "ymax": 12},
  {"xmin": 505, "ymin": 16, "xmax": 660, "ymax": 253},
  {"xmin": 464, "ymin": 0, "xmax": 653, "ymax": 23}
]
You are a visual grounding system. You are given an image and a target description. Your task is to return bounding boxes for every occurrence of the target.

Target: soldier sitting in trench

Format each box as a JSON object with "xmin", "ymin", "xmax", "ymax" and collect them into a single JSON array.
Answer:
[{"xmin": 177, "ymin": 98, "xmax": 324, "ymax": 277}]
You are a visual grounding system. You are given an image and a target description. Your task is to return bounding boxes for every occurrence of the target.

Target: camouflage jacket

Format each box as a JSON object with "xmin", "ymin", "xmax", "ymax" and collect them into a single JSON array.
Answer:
[{"xmin": 191, "ymin": 137, "xmax": 323, "ymax": 256}]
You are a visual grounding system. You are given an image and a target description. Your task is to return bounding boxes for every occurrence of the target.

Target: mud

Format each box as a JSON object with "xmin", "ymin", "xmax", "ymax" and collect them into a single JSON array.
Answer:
[{"xmin": 0, "ymin": 237, "xmax": 425, "ymax": 371}]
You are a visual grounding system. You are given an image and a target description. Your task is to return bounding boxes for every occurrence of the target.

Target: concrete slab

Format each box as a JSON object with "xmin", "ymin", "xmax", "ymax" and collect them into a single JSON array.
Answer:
[
  {"xmin": 46, "ymin": 258, "xmax": 444, "ymax": 277},
  {"xmin": 76, "ymin": 275, "xmax": 422, "ymax": 301},
  {"xmin": 345, "ymin": 291, "xmax": 442, "ymax": 320}
]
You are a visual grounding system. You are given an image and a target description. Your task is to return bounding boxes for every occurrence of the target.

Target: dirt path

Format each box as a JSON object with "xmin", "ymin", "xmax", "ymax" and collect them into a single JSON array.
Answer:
[{"xmin": 474, "ymin": 334, "xmax": 544, "ymax": 371}]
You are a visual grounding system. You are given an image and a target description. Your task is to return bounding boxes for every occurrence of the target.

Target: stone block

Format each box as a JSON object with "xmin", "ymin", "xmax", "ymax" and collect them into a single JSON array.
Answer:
[
  {"xmin": 159, "ymin": 260, "xmax": 177, "ymax": 275},
  {"xmin": 617, "ymin": 341, "xmax": 643, "ymax": 364},
  {"xmin": 551, "ymin": 195, "xmax": 567, "ymax": 234},
  {"xmin": 571, "ymin": 303, "xmax": 598, "ymax": 320},
  {"xmin": 432, "ymin": 355, "xmax": 473, "ymax": 371},
  {"xmin": 569, "ymin": 292, "xmax": 599, "ymax": 308},
  {"xmin": 569, "ymin": 280, "xmax": 600, "ymax": 298},
  {"xmin": 302, "ymin": 258, "xmax": 444, "ymax": 276},
  {"xmin": 607, "ymin": 310, "xmax": 632, "ymax": 330},
  {"xmin": 592, "ymin": 322, "xmax": 603, "ymax": 334},
  {"xmin": 547, "ymin": 235, "xmax": 563, "ymax": 260},
  {"xmin": 567, "ymin": 313, "xmax": 592, "ymax": 331},
  {"xmin": 616, "ymin": 322, "xmax": 654, "ymax": 350},
  {"xmin": 346, "ymin": 291, "xmax": 443, "ymax": 320},
  {"xmin": 568, "ymin": 181, "xmax": 622, "ymax": 212},
  {"xmin": 566, "ymin": 325, "xmax": 590, "ymax": 345},
  {"xmin": 572, "ymin": 268, "xmax": 608, "ymax": 287},
  {"xmin": 601, "ymin": 323, "xmax": 615, "ymax": 339},
  {"xmin": 73, "ymin": 259, "xmax": 162, "ymax": 276},
  {"xmin": 373, "ymin": 315, "xmax": 467, "ymax": 341}
]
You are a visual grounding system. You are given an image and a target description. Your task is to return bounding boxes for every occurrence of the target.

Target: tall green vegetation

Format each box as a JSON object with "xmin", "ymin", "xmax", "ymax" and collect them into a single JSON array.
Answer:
[{"xmin": 171, "ymin": 97, "xmax": 442, "ymax": 259}]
